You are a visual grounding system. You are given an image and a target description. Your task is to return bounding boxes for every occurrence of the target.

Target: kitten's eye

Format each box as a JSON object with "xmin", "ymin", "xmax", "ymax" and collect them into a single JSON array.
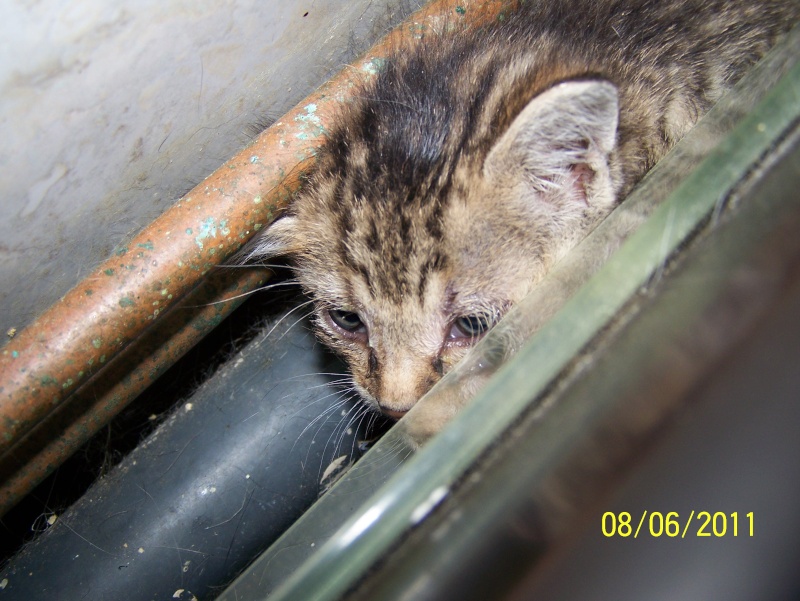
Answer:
[
  {"xmin": 328, "ymin": 309, "xmax": 365, "ymax": 333},
  {"xmin": 450, "ymin": 313, "xmax": 493, "ymax": 340}
]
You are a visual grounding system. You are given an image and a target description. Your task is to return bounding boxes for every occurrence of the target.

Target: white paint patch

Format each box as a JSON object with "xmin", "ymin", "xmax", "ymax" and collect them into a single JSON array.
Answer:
[{"xmin": 23, "ymin": 163, "xmax": 68, "ymax": 217}]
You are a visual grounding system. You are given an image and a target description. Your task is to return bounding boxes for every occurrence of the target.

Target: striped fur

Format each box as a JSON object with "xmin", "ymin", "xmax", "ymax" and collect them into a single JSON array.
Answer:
[{"xmin": 247, "ymin": 0, "xmax": 798, "ymax": 417}]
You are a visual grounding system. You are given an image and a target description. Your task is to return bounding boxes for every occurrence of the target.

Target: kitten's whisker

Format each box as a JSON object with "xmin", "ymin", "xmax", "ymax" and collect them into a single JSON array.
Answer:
[
  {"xmin": 344, "ymin": 405, "xmax": 374, "ymax": 458},
  {"xmin": 263, "ymin": 299, "xmax": 316, "ymax": 339},
  {"xmin": 215, "ymin": 262, "xmax": 293, "ymax": 270},
  {"xmin": 273, "ymin": 383, "xmax": 356, "ymax": 425},
  {"xmin": 282, "ymin": 371, "xmax": 352, "ymax": 380},
  {"xmin": 291, "ymin": 396, "xmax": 352, "ymax": 454},
  {"xmin": 317, "ymin": 401, "xmax": 360, "ymax": 470},
  {"xmin": 180, "ymin": 279, "xmax": 300, "ymax": 308},
  {"xmin": 276, "ymin": 309, "xmax": 319, "ymax": 341},
  {"xmin": 302, "ymin": 378, "xmax": 353, "ymax": 392},
  {"xmin": 303, "ymin": 396, "xmax": 358, "ymax": 475}
]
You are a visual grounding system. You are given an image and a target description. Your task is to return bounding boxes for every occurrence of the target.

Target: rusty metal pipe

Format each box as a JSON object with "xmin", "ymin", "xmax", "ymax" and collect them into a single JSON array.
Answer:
[
  {"xmin": 0, "ymin": 267, "xmax": 268, "ymax": 515},
  {"xmin": 0, "ymin": 0, "xmax": 517, "ymax": 516}
]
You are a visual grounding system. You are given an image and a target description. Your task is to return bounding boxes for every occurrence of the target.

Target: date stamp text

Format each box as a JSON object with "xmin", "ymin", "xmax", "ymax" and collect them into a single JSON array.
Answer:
[{"xmin": 602, "ymin": 511, "xmax": 754, "ymax": 538}]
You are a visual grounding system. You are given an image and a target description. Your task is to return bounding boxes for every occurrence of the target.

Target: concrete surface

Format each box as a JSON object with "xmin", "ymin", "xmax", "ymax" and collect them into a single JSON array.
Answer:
[{"xmin": 0, "ymin": 0, "xmax": 415, "ymax": 339}]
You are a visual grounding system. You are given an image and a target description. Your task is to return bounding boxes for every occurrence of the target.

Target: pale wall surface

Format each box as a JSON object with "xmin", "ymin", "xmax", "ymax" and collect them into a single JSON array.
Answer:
[{"xmin": 0, "ymin": 0, "xmax": 415, "ymax": 338}]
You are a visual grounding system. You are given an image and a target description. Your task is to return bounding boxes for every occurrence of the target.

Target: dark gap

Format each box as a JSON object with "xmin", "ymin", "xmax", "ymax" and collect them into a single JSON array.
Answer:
[{"xmin": 0, "ymin": 266, "xmax": 301, "ymax": 568}]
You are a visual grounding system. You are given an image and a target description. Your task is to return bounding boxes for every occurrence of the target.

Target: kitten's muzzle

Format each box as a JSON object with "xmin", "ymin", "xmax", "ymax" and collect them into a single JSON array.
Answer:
[{"xmin": 382, "ymin": 407, "xmax": 408, "ymax": 420}]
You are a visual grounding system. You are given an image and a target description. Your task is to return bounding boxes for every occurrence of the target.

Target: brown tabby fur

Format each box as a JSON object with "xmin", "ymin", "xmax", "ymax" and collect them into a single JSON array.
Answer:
[{"xmin": 246, "ymin": 0, "xmax": 798, "ymax": 418}]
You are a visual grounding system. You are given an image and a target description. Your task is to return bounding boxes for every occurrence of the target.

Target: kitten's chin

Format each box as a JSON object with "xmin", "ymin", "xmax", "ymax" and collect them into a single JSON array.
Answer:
[{"xmin": 381, "ymin": 407, "xmax": 408, "ymax": 420}]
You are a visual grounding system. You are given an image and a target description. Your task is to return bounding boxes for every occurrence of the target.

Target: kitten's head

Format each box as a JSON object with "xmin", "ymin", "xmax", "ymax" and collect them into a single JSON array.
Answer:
[{"xmin": 248, "ymin": 75, "xmax": 620, "ymax": 418}]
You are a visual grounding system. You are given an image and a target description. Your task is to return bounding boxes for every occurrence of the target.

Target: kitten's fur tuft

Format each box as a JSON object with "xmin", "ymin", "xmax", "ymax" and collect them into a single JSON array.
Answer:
[{"xmin": 246, "ymin": 0, "xmax": 798, "ymax": 418}]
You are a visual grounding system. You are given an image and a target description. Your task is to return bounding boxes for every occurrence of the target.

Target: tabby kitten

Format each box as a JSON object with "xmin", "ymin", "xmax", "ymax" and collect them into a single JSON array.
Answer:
[{"xmin": 246, "ymin": 0, "xmax": 797, "ymax": 419}]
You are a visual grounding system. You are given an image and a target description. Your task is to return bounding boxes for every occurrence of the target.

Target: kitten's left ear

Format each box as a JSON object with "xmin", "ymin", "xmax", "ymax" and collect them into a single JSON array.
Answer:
[
  {"xmin": 484, "ymin": 79, "xmax": 619, "ymax": 207},
  {"xmin": 236, "ymin": 215, "xmax": 300, "ymax": 264}
]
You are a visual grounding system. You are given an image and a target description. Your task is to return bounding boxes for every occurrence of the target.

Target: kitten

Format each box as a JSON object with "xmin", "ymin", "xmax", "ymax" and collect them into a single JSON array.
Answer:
[{"xmin": 245, "ymin": 0, "xmax": 798, "ymax": 420}]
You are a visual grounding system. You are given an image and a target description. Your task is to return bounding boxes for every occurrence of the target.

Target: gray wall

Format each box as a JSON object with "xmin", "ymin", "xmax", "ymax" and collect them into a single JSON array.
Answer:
[{"xmin": 0, "ymin": 0, "xmax": 415, "ymax": 339}]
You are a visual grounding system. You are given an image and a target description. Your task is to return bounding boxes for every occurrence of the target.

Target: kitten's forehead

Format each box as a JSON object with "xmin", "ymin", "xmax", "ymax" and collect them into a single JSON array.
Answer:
[
  {"xmin": 341, "ymin": 212, "xmax": 450, "ymax": 306},
  {"xmin": 303, "ymin": 139, "xmax": 461, "ymax": 307},
  {"xmin": 292, "ymin": 176, "xmax": 452, "ymax": 310},
  {"xmin": 296, "ymin": 149, "xmax": 527, "ymax": 311}
]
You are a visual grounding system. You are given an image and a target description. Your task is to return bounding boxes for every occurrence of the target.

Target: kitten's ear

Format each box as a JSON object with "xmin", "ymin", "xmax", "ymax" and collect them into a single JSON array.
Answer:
[
  {"xmin": 238, "ymin": 215, "xmax": 300, "ymax": 264},
  {"xmin": 484, "ymin": 80, "xmax": 619, "ymax": 207}
]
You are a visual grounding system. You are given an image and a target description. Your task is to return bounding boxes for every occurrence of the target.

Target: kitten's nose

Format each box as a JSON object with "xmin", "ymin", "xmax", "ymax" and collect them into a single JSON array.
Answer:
[{"xmin": 376, "ymin": 352, "xmax": 437, "ymax": 420}]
